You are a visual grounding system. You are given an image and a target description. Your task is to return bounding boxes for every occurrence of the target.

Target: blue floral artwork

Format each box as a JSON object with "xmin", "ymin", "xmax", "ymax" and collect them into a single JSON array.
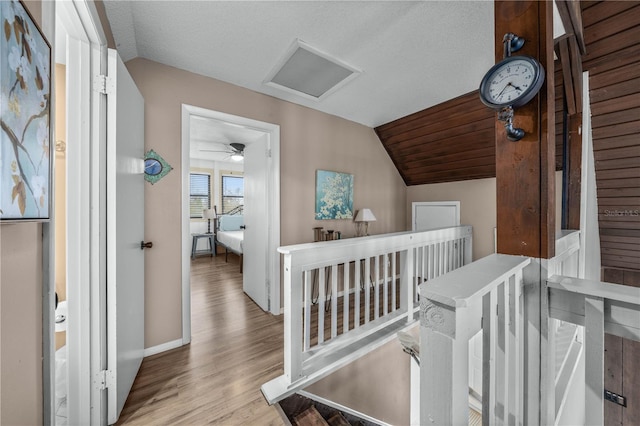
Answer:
[
  {"xmin": 315, "ymin": 170, "xmax": 354, "ymax": 220},
  {"xmin": 1, "ymin": 0, "xmax": 51, "ymax": 220}
]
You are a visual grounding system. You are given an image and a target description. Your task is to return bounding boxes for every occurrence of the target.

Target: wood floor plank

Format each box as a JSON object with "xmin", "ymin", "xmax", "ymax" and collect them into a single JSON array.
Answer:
[{"xmin": 116, "ymin": 254, "xmax": 285, "ymax": 425}]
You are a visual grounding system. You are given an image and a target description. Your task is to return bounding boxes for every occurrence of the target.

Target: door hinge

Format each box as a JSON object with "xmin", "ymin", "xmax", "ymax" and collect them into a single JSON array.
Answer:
[
  {"xmin": 93, "ymin": 74, "xmax": 114, "ymax": 95},
  {"xmin": 96, "ymin": 369, "xmax": 115, "ymax": 390},
  {"xmin": 266, "ymin": 148, "xmax": 272, "ymax": 158}
]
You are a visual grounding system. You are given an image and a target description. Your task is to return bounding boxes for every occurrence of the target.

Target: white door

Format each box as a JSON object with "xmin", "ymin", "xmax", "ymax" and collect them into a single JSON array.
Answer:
[
  {"xmin": 242, "ymin": 136, "xmax": 269, "ymax": 311},
  {"xmin": 412, "ymin": 201, "xmax": 460, "ymax": 231},
  {"xmin": 106, "ymin": 49, "xmax": 145, "ymax": 424}
]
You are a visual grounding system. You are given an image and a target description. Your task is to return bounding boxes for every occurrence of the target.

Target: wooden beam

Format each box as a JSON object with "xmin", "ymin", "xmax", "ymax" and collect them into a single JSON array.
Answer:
[
  {"xmin": 569, "ymin": 37, "xmax": 583, "ymax": 114},
  {"xmin": 495, "ymin": 1, "xmax": 555, "ymax": 259},
  {"xmin": 556, "ymin": 0, "xmax": 587, "ymax": 55},
  {"xmin": 558, "ymin": 38, "xmax": 576, "ymax": 115}
]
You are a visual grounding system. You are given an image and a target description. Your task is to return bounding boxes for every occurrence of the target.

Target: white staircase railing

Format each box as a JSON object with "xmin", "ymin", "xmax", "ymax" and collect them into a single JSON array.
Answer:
[
  {"xmin": 420, "ymin": 229, "xmax": 640, "ymax": 425},
  {"xmin": 420, "ymin": 253, "xmax": 531, "ymax": 425},
  {"xmin": 547, "ymin": 276, "xmax": 640, "ymax": 424},
  {"xmin": 420, "ymin": 230, "xmax": 586, "ymax": 425},
  {"xmin": 261, "ymin": 226, "xmax": 473, "ymax": 404}
]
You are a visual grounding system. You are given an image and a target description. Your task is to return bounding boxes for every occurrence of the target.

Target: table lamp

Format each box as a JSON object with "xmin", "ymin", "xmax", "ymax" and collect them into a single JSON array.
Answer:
[
  {"xmin": 355, "ymin": 208, "xmax": 376, "ymax": 237},
  {"xmin": 203, "ymin": 208, "xmax": 216, "ymax": 234}
]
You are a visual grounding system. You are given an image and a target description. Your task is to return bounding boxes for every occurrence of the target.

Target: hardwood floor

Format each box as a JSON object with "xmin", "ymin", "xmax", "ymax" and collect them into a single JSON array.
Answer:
[{"xmin": 117, "ymin": 254, "xmax": 285, "ymax": 425}]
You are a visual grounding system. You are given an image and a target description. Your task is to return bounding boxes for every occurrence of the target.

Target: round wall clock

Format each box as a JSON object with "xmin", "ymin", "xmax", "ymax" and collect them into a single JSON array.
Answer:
[{"xmin": 479, "ymin": 55, "xmax": 545, "ymax": 109}]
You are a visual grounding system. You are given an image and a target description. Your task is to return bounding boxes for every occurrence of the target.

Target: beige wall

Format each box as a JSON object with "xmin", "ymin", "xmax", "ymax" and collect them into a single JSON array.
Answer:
[
  {"xmin": 406, "ymin": 171, "xmax": 563, "ymax": 261},
  {"xmin": 0, "ymin": 224, "xmax": 44, "ymax": 426},
  {"xmin": 407, "ymin": 177, "xmax": 497, "ymax": 260},
  {"xmin": 55, "ymin": 64, "xmax": 66, "ymax": 301},
  {"xmin": 306, "ymin": 324, "xmax": 418, "ymax": 425},
  {"xmin": 125, "ymin": 58, "xmax": 406, "ymax": 348},
  {"xmin": 0, "ymin": 3, "xmax": 44, "ymax": 425},
  {"xmin": 54, "ymin": 63, "xmax": 66, "ymax": 350}
]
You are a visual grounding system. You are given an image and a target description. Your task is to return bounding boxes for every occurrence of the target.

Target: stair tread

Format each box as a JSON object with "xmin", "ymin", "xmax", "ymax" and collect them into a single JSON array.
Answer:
[
  {"xmin": 294, "ymin": 406, "xmax": 330, "ymax": 426},
  {"xmin": 327, "ymin": 411, "xmax": 351, "ymax": 426}
]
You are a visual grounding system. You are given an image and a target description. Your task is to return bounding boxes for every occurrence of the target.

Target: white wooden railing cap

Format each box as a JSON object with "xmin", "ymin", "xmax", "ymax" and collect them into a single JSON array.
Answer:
[
  {"xmin": 548, "ymin": 275, "xmax": 640, "ymax": 306},
  {"xmin": 421, "ymin": 253, "xmax": 531, "ymax": 308},
  {"xmin": 277, "ymin": 226, "xmax": 472, "ymax": 255}
]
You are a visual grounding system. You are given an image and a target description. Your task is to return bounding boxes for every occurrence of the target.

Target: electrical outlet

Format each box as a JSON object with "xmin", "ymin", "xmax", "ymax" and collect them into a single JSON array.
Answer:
[{"xmin": 604, "ymin": 390, "xmax": 627, "ymax": 407}]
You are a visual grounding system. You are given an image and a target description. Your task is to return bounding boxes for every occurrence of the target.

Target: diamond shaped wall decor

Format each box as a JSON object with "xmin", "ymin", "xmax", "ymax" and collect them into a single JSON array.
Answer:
[{"xmin": 144, "ymin": 149, "xmax": 173, "ymax": 184}]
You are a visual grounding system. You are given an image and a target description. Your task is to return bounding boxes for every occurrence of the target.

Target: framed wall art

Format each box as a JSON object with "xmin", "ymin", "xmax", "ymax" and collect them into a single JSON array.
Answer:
[
  {"xmin": 315, "ymin": 169, "xmax": 354, "ymax": 220},
  {"xmin": 1, "ymin": 0, "xmax": 52, "ymax": 220}
]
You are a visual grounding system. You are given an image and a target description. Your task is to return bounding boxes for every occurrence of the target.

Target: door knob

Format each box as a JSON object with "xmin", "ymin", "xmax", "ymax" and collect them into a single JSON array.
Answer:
[{"xmin": 140, "ymin": 241, "xmax": 153, "ymax": 250}]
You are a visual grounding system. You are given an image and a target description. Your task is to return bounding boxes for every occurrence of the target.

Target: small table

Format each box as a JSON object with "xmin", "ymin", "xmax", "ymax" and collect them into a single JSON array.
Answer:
[{"xmin": 191, "ymin": 233, "xmax": 216, "ymax": 259}]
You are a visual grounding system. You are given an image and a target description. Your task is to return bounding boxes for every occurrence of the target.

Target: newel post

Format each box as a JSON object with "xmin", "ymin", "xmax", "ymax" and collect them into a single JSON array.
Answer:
[
  {"xmin": 282, "ymin": 252, "xmax": 303, "ymax": 382},
  {"xmin": 420, "ymin": 298, "xmax": 469, "ymax": 425}
]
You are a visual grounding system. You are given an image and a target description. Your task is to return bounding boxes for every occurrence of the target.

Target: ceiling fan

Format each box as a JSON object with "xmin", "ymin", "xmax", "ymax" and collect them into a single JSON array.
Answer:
[{"xmin": 200, "ymin": 142, "xmax": 245, "ymax": 161}]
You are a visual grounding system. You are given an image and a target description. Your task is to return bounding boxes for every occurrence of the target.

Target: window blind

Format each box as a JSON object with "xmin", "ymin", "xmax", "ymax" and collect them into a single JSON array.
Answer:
[{"xmin": 190, "ymin": 173, "xmax": 210, "ymax": 218}]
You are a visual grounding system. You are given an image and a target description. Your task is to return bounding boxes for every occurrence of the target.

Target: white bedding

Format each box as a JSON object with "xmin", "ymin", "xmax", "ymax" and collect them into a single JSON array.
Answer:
[{"xmin": 217, "ymin": 230, "xmax": 244, "ymax": 254}]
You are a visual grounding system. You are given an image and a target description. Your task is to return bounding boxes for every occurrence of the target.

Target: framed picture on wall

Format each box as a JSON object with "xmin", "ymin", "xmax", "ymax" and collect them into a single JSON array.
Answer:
[
  {"xmin": 315, "ymin": 169, "xmax": 354, "ymax": 220},
  {"xmin": 0, "ymin": 0, "xmax": 52, "ymax": 221}
]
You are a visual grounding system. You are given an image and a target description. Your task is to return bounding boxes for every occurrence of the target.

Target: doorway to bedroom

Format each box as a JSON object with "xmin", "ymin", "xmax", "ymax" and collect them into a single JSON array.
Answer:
[{"xmin": 181, "ymin": 105, "xmax": 281, "ymax": 344}]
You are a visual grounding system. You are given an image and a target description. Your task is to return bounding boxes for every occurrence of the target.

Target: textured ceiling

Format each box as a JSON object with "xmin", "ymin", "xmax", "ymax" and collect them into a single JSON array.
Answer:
[{"xmin": 103, "ymin": 0, "xmax": 495, "ymax": 128}]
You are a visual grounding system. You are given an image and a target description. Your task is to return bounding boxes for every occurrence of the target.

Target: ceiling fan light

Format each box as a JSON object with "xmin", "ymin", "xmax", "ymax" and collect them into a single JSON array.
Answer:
[{"xmin": 231, "ymin": 153, "xmax": 244, "ymax": 162}]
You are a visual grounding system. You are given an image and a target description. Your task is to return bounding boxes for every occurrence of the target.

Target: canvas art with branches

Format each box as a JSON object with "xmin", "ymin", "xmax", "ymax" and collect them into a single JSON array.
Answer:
[
  {"xmin": 1, "ymin": 0, "xmax": 51, "ymax": 220},
  {"xmin": 315, "ymin": 170, "xmax": 354, "ymax": 220}
]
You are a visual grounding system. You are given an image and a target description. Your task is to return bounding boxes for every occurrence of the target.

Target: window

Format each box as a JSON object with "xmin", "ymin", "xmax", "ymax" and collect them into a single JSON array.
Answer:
[
  {"xmin": 190, "ymin": 173, "xmax": 211, "ymax": 218},
  {"xmin": 221, "ymin": 175, "xmax": 244, "ymax": 214}
]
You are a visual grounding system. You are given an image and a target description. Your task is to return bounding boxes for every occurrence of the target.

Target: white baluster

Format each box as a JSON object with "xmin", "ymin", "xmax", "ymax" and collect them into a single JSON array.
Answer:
[
  {"xmin": 318, "ymin": 267, "xmax": 325, "ymax": 344},
  {"xmin": 304, "ymin": 270, "xmax": 311, "ymax": 351},
  {"xmin": 354, "ymin": 260, "xmax": 361, "ymax": 329},
  {"xmin": 375, "ymin": 255, "xmax": 380, "ymax": 319},
  {"xmin": 343, "ymin": 261, "xmax": 350, "ymax": 334},
  {"xmin": 331, "ymin": 264, "xmax": 338, "ymax": 339},
  {"xmin": 365, "ymin": 257, "xmax": 371, "ymax": 323}
]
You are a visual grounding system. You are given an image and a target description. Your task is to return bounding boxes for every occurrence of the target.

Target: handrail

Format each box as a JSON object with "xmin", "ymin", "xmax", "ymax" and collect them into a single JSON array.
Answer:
[
  {"xmin": 420, "ymin": 253, "xmax": 531, "ymax": 425},
  {"xmin": 547, "ymin": 274, "xmax": 640, "ymax": 423},
  {"xmin": 262, "ymin": 225, "xmax": 473, "ymax": 405}
]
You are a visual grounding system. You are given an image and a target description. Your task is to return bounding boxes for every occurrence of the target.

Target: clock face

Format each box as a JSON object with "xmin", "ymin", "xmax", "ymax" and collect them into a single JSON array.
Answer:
[{"xmin": 479, "ymin": 55, "xmax": 544, "ymax": 109}]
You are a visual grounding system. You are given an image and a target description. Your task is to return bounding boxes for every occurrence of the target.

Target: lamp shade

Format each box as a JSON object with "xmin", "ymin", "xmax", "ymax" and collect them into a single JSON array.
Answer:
[
  {"xmin": 355, "ymin": 208, "xmax": 376, "ymax": 222},
  {"xmin": 202, "ymin": 208, "xmax": 216, "ymax": 220}
]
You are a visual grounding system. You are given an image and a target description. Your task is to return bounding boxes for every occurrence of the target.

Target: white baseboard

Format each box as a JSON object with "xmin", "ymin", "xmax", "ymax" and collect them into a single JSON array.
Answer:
[
  {"xmin": 298, "ymin": 390, "xmax": 391, "ymax": 426},
  {"xmin": 143, "ymin": 338, "xmax": 184, "ymax": 357}
]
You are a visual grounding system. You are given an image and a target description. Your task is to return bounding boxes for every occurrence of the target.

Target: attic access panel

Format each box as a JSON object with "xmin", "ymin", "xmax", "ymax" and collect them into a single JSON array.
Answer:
[{"xmin": 265, "ymin": 39, "xmax": 360, "ymax": 101}]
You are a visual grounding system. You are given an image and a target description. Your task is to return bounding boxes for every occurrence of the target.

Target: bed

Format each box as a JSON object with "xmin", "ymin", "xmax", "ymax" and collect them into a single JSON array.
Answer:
[{"xmin": 216, "ymin": 215, "xmax": 244, "ymax": 273}]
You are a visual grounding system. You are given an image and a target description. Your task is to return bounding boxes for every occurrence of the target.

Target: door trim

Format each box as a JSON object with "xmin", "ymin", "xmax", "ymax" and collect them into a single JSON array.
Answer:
[
  {"xmin": 44, "ymin": 0, "xmax": 108, "ymax": 424},
  {"xmin": 181, "ymin": 105, "xmax": 281, "ymax": 343}
]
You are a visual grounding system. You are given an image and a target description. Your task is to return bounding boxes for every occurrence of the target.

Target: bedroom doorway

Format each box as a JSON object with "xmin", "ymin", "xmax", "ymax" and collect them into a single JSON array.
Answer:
[{"xmin": 180, "ymin": 105, "xmax": 281, "ymax": 343}]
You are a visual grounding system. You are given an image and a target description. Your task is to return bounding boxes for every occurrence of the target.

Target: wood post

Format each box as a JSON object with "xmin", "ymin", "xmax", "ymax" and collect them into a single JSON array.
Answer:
[{"xmin": 495, "ymin": 0, "xmax": 556, "ymax": 259}]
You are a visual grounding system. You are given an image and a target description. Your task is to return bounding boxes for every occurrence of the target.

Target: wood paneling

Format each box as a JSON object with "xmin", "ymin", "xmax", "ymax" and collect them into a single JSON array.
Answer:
[
  {"xmin": 375, "ymin": 91, "xmax": 496, "ymax": 185},
  {"xmin": 582, "ymin": 1, "xmax": 640, "ymax": 273},
  {"xmin": 602, "ymin": 268, "xmax": 640, "ymax": 426}
]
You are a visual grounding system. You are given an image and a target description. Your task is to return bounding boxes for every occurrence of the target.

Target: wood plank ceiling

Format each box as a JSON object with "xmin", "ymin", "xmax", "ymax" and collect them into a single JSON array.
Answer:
[
  {"xmin": 374, "ymin": 92, "xmax": 495, "ymax": 186},
  {"xmin": 582, "ymin": 1, "xmax": 640, "ymax": 273},
  {"xmin": 375, "ymin": 63, "xmax": 564, "ymax": 187}
]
